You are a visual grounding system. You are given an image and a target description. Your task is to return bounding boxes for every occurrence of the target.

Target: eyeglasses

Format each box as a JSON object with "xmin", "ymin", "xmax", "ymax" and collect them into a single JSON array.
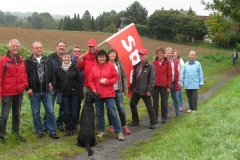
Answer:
[{"xmin": 57, "ymin": 45, "xmax": 66, "ymax": 48}]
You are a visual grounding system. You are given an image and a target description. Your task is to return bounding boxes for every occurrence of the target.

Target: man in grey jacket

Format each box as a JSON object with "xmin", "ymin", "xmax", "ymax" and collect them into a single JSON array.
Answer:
[{"xmin": 129, "ymin": 48, "xmax": 156, "ymax": 129}]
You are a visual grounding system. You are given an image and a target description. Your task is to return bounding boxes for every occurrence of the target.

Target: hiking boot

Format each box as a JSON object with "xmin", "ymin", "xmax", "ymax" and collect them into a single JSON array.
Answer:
[
  {"xmin": 187, "ymin": 109, "xmax": 192, "ymax": 113},
  {"xmin": 149, "ymin": 124, "xmax": 156, "ymax": 129},
  {"xmin": 161, "ymin": 119, "xmax": 167, "ymax": 124},
  {"xmin": 57, "ymin": 125, "xmax": 64, "ymax": 132},
  {"xmin": 15, "ymin": 133, "xmax": 26, "ymax": 142},
  {"xmin": 108, "ymin": 126, "xmax": 114, "ymax": 132},
  {"xmin": 96, "ymin": 132, "xmax": 104, "ymax": 138},
  {"xmin": 72, "ymin": 130, "xmax": 78, "ymax": 135},
  {"xmin": 65, "ymin": 130, "xmax": 71, "ymax": 136},
  {"xmin": 129, "ymin": 121, "xmax": 140, "ymax": 127},
  {"xmin": 36, "ymin": 132, "xmax": 43, "ymax": 138},
  {"xmin": 176, "ymin": 114, "xmax": 181, "ymax": 117},
  {"xmin": 49, "ymin": 133, "xmax": 59, "ymax": 139},
  {"xmin": 123, "ymin": 127, "xmax": 131, "ymax": 134},
  {"xmin": 117, "ymin": 132, "xmax": 124, "ymax": 141}
]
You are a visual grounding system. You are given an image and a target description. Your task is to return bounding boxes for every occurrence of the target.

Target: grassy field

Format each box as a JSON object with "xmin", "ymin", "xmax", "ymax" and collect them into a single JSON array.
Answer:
[
  {"xmin": 0, "ymin": 27, "xmax": 230, "ymax": 56},
  {"xmin": 0, "ymin": 28, "xmax": 236, "ymax": 159}
]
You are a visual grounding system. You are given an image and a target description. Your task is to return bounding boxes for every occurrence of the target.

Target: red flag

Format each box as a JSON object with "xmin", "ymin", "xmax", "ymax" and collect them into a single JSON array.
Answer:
[{"xmin": 105, "ymin": 23, "xmax": 143, "ymax": 97}]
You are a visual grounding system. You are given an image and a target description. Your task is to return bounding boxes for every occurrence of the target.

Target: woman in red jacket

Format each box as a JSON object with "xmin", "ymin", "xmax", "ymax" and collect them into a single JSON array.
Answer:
[
  {"xmin": 152, "ymin": 47, "xmax": 172, "ymax": 123},
  {"xmin": 88, "ymin": 50, "xmax": 124, "ymax": 141}
]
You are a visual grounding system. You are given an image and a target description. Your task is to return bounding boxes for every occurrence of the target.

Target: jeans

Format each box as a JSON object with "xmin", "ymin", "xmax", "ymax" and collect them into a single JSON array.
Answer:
[
  {"xmin": 29, "ymin": 92, "xmax": 56, "ymax": 134},
  {"xmin": 107, "ymin": 91, "xmax": 127, "ymax": 127},
  {"xmin": 0, "ymin": 93, "xmax": 23, "ymax": 138},
  {"xmin": 167, "ymin": 83, "xmax": 180, "ymax": 115},
  {"xmin": 62, "ymin": 94, "xmax": 80, "ymax": 131},
  {"xmin": 95, "ymin": 98, "xmax": 121, "ymax": 133},
  {"xmin": 130, "ymin": 91, "xmax": 156, "ymax": 125},
  {"xmin": 49, "ymin": 88, "xmax": 64, "ymax": 126},
  {"xmin": 172, "ymin": 89, "xmax": 183, "ymax": 108},
  {"xmin": 233, "ymin": 58, "xmax": 237, "ymax": 66},
  {"xmin": 186, "ymin": 89, "xmax": 198, "ymax": 111},
  {"xmin": 152, "ymin": 86, "xmax": 168, "ymax": 122}
]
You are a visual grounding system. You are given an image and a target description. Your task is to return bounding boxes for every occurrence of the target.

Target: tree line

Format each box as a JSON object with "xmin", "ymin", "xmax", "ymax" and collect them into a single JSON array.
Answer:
[{"xmin": 1, "ymin": 1, "xmax": 240, "ymax": 47}]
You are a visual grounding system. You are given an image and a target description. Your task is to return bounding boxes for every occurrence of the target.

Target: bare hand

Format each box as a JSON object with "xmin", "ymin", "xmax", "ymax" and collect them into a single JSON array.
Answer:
[
  {"xmin": 48, "ymin": 83, "xmax": 53, "ymax": 91},
  {"xmin": 146, "ymin": 91, "xmax": 151, "ymax": 96},
  {"xmin": 78, "ymin": 55, "xmax": 83, "ymax": 62},
  {"xmin": 167, "ymin": 88, "xmax": 170, "ymax": 92},
  {"xmin": 27, "ymin": 89, "xmax": 34, "ymax": 96}
]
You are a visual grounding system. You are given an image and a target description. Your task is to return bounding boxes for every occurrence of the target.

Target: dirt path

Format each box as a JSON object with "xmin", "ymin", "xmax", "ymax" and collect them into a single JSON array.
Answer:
[{"xmin": 67, "ymin": 67, "xmax": 240, "ymax": 160}]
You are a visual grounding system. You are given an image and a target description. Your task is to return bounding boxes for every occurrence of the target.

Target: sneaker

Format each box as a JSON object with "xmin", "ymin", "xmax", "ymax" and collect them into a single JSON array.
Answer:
[
  {"xmin": 161, "ymin": 119, "xmax": 167, "ymax": 123},
  {"xmin": 192, "ymin": 110, "xmax": 196, "ymax": 113},
  {"xmin": 187, "ymin": 109, "xmax": 192, "ymax": 113},
  {"xmin": 129, "ymin": 121, "xmax": 140, "ymax": 127},
  {"xmin": 65, "ymin": 130, "xmax": 71, "ymax": 136},
  {"xmin": 0, "ymin": 137, "xmax": 5, "ymax": 143},
  {"xmin": 123, "ymin": 127, "xmax": 131, "ymax": 134},
  {"xmin": 57, "ymin": 125, "xmax": 64, "ymax": 132},
  {"xmin": 176, "ymin": 114, "xmax": 181, "ymax": 117},
  {"xmin": 117, "ymin": 132, "xmax": 124, "ymax": 141},
  {"xmin": 15, "ymin": 133, "xmax": 26, "ymax": 142},
  {"xmin": 149, "ymin": 124, "xmax": 156, "ymax": 129},
  {"xmin": 108, "ymin": 126, "xmax": 114, "ymax": 132},
  {"xmin": 49, "ymin": 133, "xmax": 59, "ymax": 139},
  {"xmin": 96, "ymin": 132, "xmax": 104, "ymax": 138},
  {"xmin": 36, "ymin": 132, "xmax": 43, "ymax": 138}
]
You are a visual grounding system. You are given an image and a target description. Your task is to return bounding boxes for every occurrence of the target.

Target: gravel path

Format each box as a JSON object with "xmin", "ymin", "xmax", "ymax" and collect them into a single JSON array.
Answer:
[{"xmin": 67, "ymin": 67, "xmax": 240, "ymax": 160}]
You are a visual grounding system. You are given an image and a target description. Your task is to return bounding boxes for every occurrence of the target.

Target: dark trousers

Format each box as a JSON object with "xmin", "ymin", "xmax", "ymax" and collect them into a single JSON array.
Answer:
[
  {"xmin": 130, "ymin": 91, "xmax": 156, "ymax": 125},
  {"xmin": 233, "ymin": 58, "xmax": 237, "ymax": 66},
  {"xmin": 62, "ymin": 95, "xmax": 80, "ymax": 131},
  {"xmin": 152, "ymin": 86, "xmax": 168, "ymax": 122},
  {"xmin": 0, "ymin": 93, "xmax": 23, "ymax": 137},
  {"xmin": 185, "ymin": 89, "xmax": 198, "ymax": 111}
]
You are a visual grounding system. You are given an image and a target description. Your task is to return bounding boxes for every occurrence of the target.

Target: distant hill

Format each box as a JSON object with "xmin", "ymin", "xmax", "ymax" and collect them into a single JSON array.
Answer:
[{"xmin": 3, "ymin": 11, "xmax": 64, "ymax": 20}]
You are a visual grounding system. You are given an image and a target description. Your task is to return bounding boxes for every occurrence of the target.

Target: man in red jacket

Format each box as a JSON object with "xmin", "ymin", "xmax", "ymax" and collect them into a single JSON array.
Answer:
[
  {"xmin": 77, "ymin": 39, "xmax": 98, "ymax": 98},
  {"xmin": 0, "ymin": 39, "xmax": 28, "ymax": 143}
]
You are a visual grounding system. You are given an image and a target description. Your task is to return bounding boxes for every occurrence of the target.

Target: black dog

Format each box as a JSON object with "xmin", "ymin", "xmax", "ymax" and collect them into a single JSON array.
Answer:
[{"xmin": 76, "ymin": 91, "xmax": 99, "ymax": 156}]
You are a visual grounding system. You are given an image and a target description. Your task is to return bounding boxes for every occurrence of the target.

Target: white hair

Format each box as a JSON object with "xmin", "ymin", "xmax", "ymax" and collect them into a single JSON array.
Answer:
[
  {"xmin": 189, "ymin": 50, "xmax": 196, "ymax": 56},
  {"xmin": 165, "ymin": 47, "xmax": 173, "ymax": 52},
  {"xmin": 8, "ymin": 39, "xmax": 20, "ymax": 47}
]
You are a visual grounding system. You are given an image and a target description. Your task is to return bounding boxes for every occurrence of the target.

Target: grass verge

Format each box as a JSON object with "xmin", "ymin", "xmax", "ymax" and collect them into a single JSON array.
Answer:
[{"xmin": 120, "ymin": 66, "xmax": 240, "ymax": 160}]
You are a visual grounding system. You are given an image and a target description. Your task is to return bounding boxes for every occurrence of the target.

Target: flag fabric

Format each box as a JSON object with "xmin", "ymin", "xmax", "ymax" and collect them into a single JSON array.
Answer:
[{"xmin": 105, "ymin": 23, "xmax": 143, "ymax": 96}]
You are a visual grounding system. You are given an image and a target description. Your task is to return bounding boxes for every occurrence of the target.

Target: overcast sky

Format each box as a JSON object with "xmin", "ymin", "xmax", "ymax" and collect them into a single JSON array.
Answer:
[{"xmin": 1, "ymin": 0, "xmax": 213, "ymax": 17}]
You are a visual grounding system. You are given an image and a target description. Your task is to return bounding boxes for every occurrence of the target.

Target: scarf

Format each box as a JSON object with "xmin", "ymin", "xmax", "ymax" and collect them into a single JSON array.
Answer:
[{"xmin": 62, "ymin": 62, "xmax": 72, "ymax": 71}]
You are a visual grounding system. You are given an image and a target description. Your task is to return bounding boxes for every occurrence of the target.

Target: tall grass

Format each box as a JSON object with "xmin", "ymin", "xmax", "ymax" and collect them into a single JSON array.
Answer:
[{"xmin": 120, "ymin": 73, "xmax": 240, "ymax": 160}]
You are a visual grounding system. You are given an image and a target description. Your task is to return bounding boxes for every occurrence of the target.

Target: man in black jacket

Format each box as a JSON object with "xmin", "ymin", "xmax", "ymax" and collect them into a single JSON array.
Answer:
[
  {"xmin": 25, "ymin": 41, "xmax": 59, "ymax": 139},
  {"xmin": 129, "ymin": 48, "xmax": 156, "ymax": 129},
  {"xmin": 48, "ymin": 39, "xmax": 67, "ymax": 131}
]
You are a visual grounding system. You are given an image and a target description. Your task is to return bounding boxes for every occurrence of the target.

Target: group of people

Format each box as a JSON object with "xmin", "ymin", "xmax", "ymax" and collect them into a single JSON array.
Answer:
[{"xmin": 0, "ymin": 38, "xmax": 204, "ymax": 144}]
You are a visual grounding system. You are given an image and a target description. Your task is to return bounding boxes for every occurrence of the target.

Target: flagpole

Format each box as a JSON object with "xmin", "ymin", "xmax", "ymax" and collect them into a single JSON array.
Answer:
[
  {"xmin": 82, "ymin": 39, "xmax": 106, "ymax": 57},
  {"xmin": 82, "ymin": 23, "xmax": 135, "ymax": 57}
]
